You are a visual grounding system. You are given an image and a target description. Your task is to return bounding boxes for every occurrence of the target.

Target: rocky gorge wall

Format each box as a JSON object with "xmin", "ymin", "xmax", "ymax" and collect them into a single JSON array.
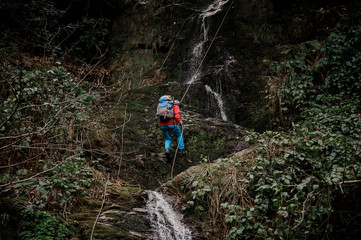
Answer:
[
  {"xmin": 1, "ymin": 0, "xmax": 356, "ymax": 239},
  {"xmin": 62, "ymin": 0, "xmax": 354, "ymax": 238},
  {"xmin": 108, "ymin": 0, "xmax": 350, "ymax": 132},
  {"xmin": 97, "ymin": 1, "xmax": 355, "ymax": 237}
]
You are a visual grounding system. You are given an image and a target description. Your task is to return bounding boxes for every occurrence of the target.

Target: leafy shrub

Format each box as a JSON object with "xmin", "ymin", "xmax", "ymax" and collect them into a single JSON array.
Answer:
[
  {"xmin": 223, "ymin": 9, "xmax": 361, "ymax": 240},
  {"xmin": 184, "ymin": 7, "xmax": 361, "ymax": 240},
  {"xmin": 241, "ymin": 105, "xmax": 361, "ymax": 239},
  {"xmin": 0, "ymin": 0, "xmax": 111, "ymax": 59},
  {"xmin": 28, "ymin": 157, "xmax": 96, "ymax": 211},
  {"xmin": 0, "ymin": 62, "xmax": 94, "ymax": 138},
  {"xmin": 78, "ymin": 17, "xmax": 110, "ymax": 50},
  {"xmin": 270, "ymin": 12, "xmax": 361, "ymax": 124},
  {"xmin": 186, "ymin": 105, "xmax": 361, "ymax": 239},
  {"xmin": 181, "ymin": 156, "xmax": 254, "ymax": 238},
  {"xmin": 0, "ymin": 60, "xmax": 100, "ymax": 214},
  {"xmin": 322, "ymin": 13, "xmax": 361, "ymax": 97},
  {"xmin": 20, "ymin": 209, "xmax": 67, "ymax": 240}
]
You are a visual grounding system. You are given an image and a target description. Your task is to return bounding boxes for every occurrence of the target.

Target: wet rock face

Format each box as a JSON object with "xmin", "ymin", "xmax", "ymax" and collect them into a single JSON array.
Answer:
[
  {"xmin": 109, "ymin": 0, "xmax": 273, "ymax": 129},
  {"xmin": 114, "ymin": 106, "xmax": 248, "ymax": 190},
  {"xmin": 109, "ymin": 0, "xmax": 350, "ymax": 132},
  {"xmin": 68, "ymin": 185, "xmax": 153, "ymax": 240},
  {"xmin": 110, "ymin": 0, "xmax": 181, "ymax": 89},
  {"xmin": 93, "ymin": 82, "xmax": 247, "ymax": 190}
]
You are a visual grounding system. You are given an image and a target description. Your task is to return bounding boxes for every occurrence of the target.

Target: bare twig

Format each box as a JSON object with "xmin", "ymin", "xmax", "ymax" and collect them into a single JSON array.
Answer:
[
  {"xmin": 0, "ymin": 155, "xmax": 76, "ymax": 188},
  {"xmin": 73, "ymin": 47, "xmax": 108, "ymax": 87},
  {"xmin": 106, "ymin": 116, "xmax": 132, "ymax": 131},
  {"xmin": 56, "ymin": 22, "xmax": 80, "ymax": 48},
  {"xmin": 0, "ymin": 57, "xmax": 23, "ymax": 130},
  {"xmin": 90, "ymin": 180, "xmax": 109, "ymax": 240},
  {"xmin": 118, "ymin": 103, "xmax": 129, "ymax": 177},
  {"xmin": 46, "ymin": 25, "xmax": 61, "ymax": 55},
  {"xmin": 292, "ymin": 190, "xmax": 318, "ymax": 230},
  {"xmin": 340, "ymin": 179, "xmax": 361, "ymax": 184},
  {"xmin": 0, "ymin": 154, "xmax": 42, "ymax": 169}
]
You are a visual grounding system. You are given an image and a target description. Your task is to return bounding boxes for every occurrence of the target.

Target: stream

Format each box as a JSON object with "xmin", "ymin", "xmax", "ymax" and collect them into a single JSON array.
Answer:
[{"xmin": 146, "ymin": 191, "xmax": 193, "ymax": 240}]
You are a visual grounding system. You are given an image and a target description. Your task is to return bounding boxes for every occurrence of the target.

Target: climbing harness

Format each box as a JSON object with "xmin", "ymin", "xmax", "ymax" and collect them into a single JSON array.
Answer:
[{"xmin": 170, "ymin": 0, "xmax": 235, "ymax": 178}]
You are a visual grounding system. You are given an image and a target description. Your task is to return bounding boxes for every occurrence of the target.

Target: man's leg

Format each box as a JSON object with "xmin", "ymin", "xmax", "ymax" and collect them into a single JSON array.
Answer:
[
  {"xmin": 171, "ymin": 125, "xmax": 185, "ymax": 151},
  {"xmin": 160, "ymin": 126, "xmax": 172, "ymax": 150}
]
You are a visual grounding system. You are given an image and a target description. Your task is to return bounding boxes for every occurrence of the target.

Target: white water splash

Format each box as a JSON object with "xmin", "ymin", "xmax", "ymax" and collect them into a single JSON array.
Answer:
[
  {"xmin": 146, "ymin": 191, "xmax": 193, "ymax": 240},
  {"xmin": 214, "ymin": 54, "xmax": 237, "ymax": 75},
  {"xmin": 200, "ymin": 0, "xmax": 230, "ymax": 19},
  {"xmin": 205, "ymin": 85, "xmax": 228, "ymax": 121},
  {"xmin": 186, "ymin": 0, "xmax": 230, "ymax": 84}
]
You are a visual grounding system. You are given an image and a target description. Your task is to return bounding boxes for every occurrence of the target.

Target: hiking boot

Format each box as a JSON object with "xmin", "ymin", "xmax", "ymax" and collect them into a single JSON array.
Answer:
[
  {"xmin": 179, "ymin": 150, "xmax": 187, "ymax": 156},
  {"xmin": 165, "ymin": 149, "xmax": 171, "ymax": 162}
]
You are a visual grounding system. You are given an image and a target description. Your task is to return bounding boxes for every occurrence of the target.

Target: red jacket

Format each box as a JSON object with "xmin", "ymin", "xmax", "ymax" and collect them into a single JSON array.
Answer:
[{"xmin": 159, "ymin": 104, "xmax": 183, "ymax": 126}]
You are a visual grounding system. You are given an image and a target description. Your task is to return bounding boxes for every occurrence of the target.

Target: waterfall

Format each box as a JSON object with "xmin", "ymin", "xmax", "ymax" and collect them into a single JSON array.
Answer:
[
  {"xmin": 186, "ymin": 0, "xmax": 230, "ymax": 84},
  {"xmin": 205, "ymin": 85, "xmax": 228, "ymax": 121},
  {"xmin": 146, "ymin": 191, "xmax": 193, "ymax": 240},
  {"xmin": 183, "ymin": 0, "xmax": 230, "ymax": 121}
]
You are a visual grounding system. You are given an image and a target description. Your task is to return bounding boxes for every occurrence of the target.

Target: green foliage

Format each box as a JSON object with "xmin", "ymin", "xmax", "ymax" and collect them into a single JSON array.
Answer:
[
  {"xmin": 322, "ymin": 14, "xmax": 361, "ymax": 97},
  {"xmin": 242, "ymin": 107, "xmax": 361, "ymax": 238},
  {"xmin": 0, "ymin": 59, "xmax": 100, "ymax": 214},
  {"xmin": 220, "ymin": 10, "xmax": 361, "ymax": 240},
  {"xmin": 181, "ymin": 157, "xmax": 252, "ymax": 237},
  {"xmin": 20, "ymin": 209, "xmax": 67, "ymax": 240},
  {"xmin": 0, "ymin": 0, "xmax": 111, "ymax": 59},
  {"xmin": 183, "ymin": 161, "xmax": 216, "ymax": 213},
  {"xmin": 270, "ymin": 40, "xmax": 319, "ymax": 115},
  {"xmin": 0, "ymin": 0, "xmax": 65, "ymax": 54},
  {"xmin": 2, "ymin": 157, "xmax": 96, "ymax": 212},
  {"xmin": 270, "ymin": 13, "xmax": 361, "ymax": 118},
  {"xmin": 184, "ymin": 9, "xmax": 361, "ymax": 240},
  {"xmin": 0, "ymin": 63, "xmax": 94, "ymax": 137},
  {"xmin": 222, "ymin": 204, "xmax": 260, "ymax": 240},
  {"xmin": 33, "ymin": 157, "xmax": 95, "ymax": 210},
  {"xmin": 213, "ymin": 103, "xmax": 361, "ymax": 239},
  {"xmin": 78, "ymin": 17, "xmax": 110, "ymax": 50}
]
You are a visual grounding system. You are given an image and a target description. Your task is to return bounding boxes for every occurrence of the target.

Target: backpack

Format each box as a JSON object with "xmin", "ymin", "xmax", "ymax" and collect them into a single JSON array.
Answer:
[{"xmin": 156, "ymin": 95, "xmax": 174, "ymax": 122}]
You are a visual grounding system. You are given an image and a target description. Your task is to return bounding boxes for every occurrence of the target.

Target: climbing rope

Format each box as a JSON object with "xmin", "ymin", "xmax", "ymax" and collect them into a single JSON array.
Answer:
[{"xmin": 170, "ymin": 0, "xmax": 234, "ymax": 179}]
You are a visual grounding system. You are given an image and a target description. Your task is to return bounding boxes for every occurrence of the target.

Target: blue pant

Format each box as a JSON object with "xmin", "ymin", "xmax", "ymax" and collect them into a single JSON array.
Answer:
[{"xmin": 160, "ymin": 125, "xmax": 185, "ymax": 151}]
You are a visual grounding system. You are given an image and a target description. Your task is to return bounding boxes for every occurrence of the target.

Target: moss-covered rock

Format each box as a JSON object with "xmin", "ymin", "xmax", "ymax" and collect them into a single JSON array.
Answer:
[
  {"xmin": 67, "ymin": 183, "xmax": 151, "ymax": 240},
  {"xmin": 159, "ymin": 146, "xmax": 257, "ymax": 239},
  {"xmin": 93, "ymin": 82, "xmax": 248, "ymax": 189},
  {"xmin": 0, "ymin": 194, "xmax": 32, "ymax": 240}
]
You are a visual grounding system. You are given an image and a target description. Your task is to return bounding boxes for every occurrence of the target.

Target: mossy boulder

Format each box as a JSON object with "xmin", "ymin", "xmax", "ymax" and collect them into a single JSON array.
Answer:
[
  {"xmin": 0, "ymin": 194, "xmax": 33, "ymax": 240},
  {"xmin": 67, "ymin": 183, "xmax": 150, "ymax": 240}
]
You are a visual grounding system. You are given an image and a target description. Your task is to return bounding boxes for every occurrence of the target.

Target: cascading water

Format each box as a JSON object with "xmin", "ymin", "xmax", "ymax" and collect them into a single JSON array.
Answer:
[
  {"xmin": 185, "ymin": 0, "xmax": 230, "ymax": 84},
  {"xmin": 205, "ymin": 85, "xmax": 228, "ymax": 121},
  {"xmin": 184, "ymin": 0, "xmax": 230, "ymax": 121},
  {"xmin": 146, "ymin": 191, "xmax": 193, "ymax": 240}
]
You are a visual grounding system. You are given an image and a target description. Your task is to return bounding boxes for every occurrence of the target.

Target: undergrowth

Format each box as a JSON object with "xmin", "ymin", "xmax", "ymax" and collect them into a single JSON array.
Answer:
[
  {"xmin": 182, "ymin": 8, "xmax": 361, "ymax": 240},
  {"xmin": 20, "ymin": 209, "xmax": 67, "ymax": 240},
  {"xmin": 0, "ymin": 50, "xmax": 109, "ymax": 238}
]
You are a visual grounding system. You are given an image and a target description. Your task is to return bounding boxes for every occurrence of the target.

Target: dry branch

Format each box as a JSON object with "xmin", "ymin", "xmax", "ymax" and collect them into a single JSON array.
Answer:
[
  {"xmin": 90, "ymin": 180, "xmax": 109, "ymax": 240},
  {"xmin": 0, "ymin": 155, "xmax": 77, "ymax": 188}
]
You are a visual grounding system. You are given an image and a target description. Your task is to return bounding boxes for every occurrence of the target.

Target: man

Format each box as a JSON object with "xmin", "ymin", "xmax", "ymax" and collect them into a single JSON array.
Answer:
[{"xmin": 157, "ymin": 95, "xmax": 186, "ymax": 161}]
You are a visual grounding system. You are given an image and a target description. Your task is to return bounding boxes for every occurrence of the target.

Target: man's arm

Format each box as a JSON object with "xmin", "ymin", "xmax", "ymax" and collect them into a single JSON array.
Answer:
[{"xmin": 173, "ymin": 104, "xmax": 183, "ymax": 124}]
